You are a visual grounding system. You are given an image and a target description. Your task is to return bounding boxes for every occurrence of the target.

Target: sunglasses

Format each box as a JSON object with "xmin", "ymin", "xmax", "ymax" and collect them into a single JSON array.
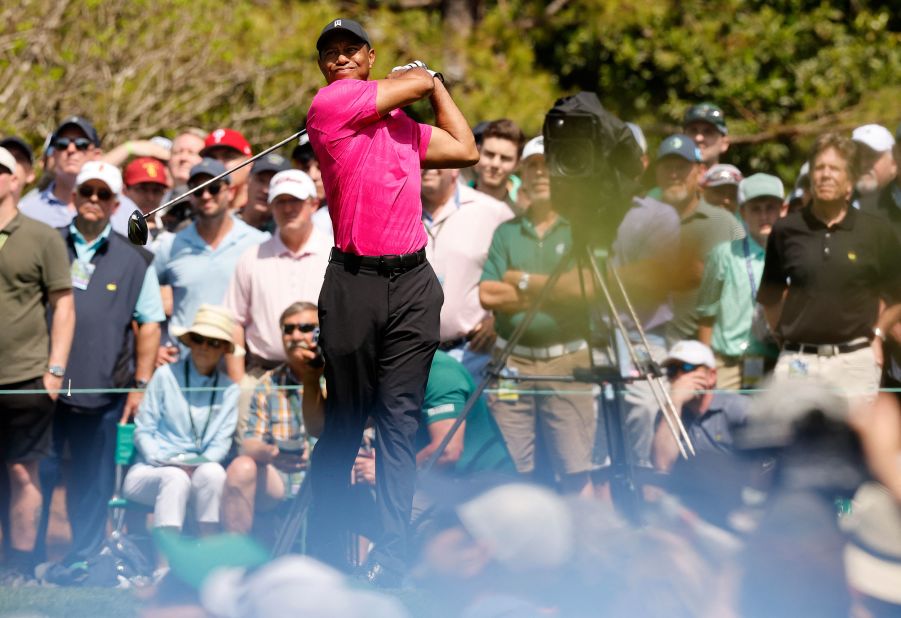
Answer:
[
  {"xmin": 54, "ymin": 137, "xmax": 93, "ymax": 151},
  {"xmin": 665, "ymin": 362, "xmax": 702, "ymax": 379},
  {"xmin": 282, "ymin": 322, "xmax": 319, "ymax": 335},
  {"xmin": 188, "ymin": 182, "xmax": 223, "ymax": 199},
  {"xmin": 77, "ymin": 185, "xmax": 114, "ymax": 201},
  {"xmin": 189, "ymin": 332, "xmax": 225, "ymax": 349}
]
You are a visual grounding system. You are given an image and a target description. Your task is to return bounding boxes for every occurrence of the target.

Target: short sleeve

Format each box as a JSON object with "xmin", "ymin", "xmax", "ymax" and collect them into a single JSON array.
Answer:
[
  {"xmin": 418, "ymin": 123, "xmax": 433, "ymax": 162},
  {"xmin": 309, "ymin": 80, "xmax": 380, "ymax": 141},
  {"xmin": 696, "ymin": 243, "xmax": 727, "ymax": 318},
  {"xmin": 42, "ymin": 228, "xmax": 72, "ymax": 293},
  {"xmin": 133, "ymin": 266, "xmax": 166, "ymax": 324},
  {"xmin": 480, "ymin": 224, "xmax": 511, "ymax": 283},
  {"xmin": 757, "ymin": 221, "xmax": 787, "ymax": 306},
  {"xmin": 422, "ymin": 365, "xmax": 469, "ymax": 425},
  {"xmin": 224, "ymin": 246, "xmax": 254, "ymax": 325},
  {"xmin": 154, "ymin": 234, "xmax": 173, "ymax": 284}
]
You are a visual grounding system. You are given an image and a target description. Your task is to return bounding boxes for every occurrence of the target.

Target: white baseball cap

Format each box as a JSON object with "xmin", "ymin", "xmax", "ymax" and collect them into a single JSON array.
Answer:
[
  {"xmin": 0, "ymin": 146, "xmax": 16, "ymax": 175},
  {"xmin": 521, "ymin": 136, "xmax": 545, "ymax": 162},
  {"xmin": 852, "ymin": 124, "xmax": 895, "ymax": 153},
  {"xmin": 268, "ymin": 169, "xmax": 316, "ymax": 204},
  {"xmin": 75, "ymin": 160, "xmax": 123, "ymax": 196},
  {"xmin": 663, "ymin": 340, "xmax": 716, "ymax": 369}
]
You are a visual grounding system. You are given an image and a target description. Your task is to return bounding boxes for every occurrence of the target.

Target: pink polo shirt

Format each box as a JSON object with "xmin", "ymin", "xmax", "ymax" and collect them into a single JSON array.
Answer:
[
  {"xmin": 307, "ymin": 78, "xmax": 432, "ymax": 256},
  {"xmin": 224, "ymin": 228, "xmax": 332, "ymax": 361}
]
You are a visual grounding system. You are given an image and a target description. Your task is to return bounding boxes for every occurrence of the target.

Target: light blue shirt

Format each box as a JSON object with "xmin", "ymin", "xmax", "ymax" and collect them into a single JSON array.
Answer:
[
  {"xmin": 19, "ymin": 183, "xmax": 72, "ymax": 228},
  {"xmin": 134, "ymin": 357, "xmax": 239, "ymax": 464},
  {"xmin": 109, "ymin": 194, "xmax": 141, "ymax": 237},
  {"xmin": 155, "ymin": 217, "xmax": 268, "ymax": 331},
  {"xmin": 68, "ymin": 222, "xmax": 165, "ymax": 324}
]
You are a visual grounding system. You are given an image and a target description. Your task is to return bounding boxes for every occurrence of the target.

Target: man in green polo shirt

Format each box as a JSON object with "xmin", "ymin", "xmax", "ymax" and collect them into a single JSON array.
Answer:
[
  {"xmin": 0, "ymin": 147, "xmax": 75, "ymax": 583},
  {"xmin": 479, "ymin": 136, "xmax": 596, "ymax": 496},
  {"xmin": 657, "ymin": 134, "xmax": 745, "ymax": 345},
  {"xmin": 416, "ymin": 351, "xmax": 515, "ymax": 475},
  {"xmin": 697, "ymin": 174, "xmax": 786, "ymax": 390}
]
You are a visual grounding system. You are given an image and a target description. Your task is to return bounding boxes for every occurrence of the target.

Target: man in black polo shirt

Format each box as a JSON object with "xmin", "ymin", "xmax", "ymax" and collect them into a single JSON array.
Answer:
[{"xmin": 758, "ymin": 132, "xmax": 901, "ymax": 400}]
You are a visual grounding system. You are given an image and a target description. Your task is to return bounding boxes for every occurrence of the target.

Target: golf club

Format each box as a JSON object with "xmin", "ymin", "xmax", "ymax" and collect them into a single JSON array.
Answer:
[{"xmin": 126, "ymin": 128, "xmax": 307, "ymax": 245}]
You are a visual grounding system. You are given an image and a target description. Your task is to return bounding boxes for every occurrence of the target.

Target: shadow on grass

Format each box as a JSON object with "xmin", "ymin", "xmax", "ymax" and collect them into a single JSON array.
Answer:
[{"xmin": 0, "ymin": 587, "xmax": 141, "ymax": 618}]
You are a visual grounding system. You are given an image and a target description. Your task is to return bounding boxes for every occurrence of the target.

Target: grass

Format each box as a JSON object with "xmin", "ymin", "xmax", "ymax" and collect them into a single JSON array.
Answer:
[{"xmin": 0, "ymin": 587, "xmax": 141, "ymax": 618}]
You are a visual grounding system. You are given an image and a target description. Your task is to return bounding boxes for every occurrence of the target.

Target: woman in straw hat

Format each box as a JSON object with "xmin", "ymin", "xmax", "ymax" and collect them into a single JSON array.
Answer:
[{"xmin": 123, "ymin": 305, "xmax": 241, "ymax": 534}]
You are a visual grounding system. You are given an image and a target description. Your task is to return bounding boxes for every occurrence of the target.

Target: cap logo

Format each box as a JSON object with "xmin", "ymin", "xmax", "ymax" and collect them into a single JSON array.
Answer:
[
  {"xmin": 213, "ymin": 129, "xmax": 225, "ymax": 143},
  {"xmin": 671, "ymin": 137, "xmax": 682, "ymax": 148},
  {"xmin": 334, "ymin": 19, "xmax": 342, "ymax": 27},
  {"xmin": 143, "ymin": 162, "xmax": 159, "ymax": 178}
]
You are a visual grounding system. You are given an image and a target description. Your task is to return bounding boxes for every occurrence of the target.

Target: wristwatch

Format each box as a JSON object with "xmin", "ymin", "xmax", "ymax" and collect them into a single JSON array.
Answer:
[
  {"xmin": 517, "ymin": 272, "xmax": 531, "ymax": 292},
  {"xmin": 873, "ymin": 326, "xmax": 887, "ymax": 342},
  {"xmin": 47, "ymin": 365, "xmax": 65, "ymax": 378},
  {"xmin": 134, "ymin": 378, "xmax": 150, "ymax": 389}
]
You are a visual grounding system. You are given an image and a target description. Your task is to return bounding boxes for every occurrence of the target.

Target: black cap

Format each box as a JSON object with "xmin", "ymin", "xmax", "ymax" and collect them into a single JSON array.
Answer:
[
  {"xmin": 53, "ymin": 115, "xmax": 100, "ymax": 147},
  {"xmin": 251, "ymin": 153, "xmax": 291, "ymax": 176},
  {"xmin": 316, "ymin": 18, "xmax": 371, "ymax": 52},
  {"xmin": 683, "ymin": 103, "xmax": 727, "ymax": 136},
  {"xmin": 0, "ymin": 136, "xmax": 34, "ymax": 166}
]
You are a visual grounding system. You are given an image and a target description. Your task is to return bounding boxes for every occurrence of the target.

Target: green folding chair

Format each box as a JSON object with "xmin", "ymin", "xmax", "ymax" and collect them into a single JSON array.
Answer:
[{"xmin": 108, "ymin": 423, "xmax": 146, "ymax": 533}]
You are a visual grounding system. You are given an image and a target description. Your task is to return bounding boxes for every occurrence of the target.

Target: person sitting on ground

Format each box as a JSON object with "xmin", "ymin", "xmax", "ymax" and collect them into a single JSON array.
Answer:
[
  {"xmin": 124, "ymin": 305, "xmax": 240, "ymax": 534},
  {"xmin": 651, "ymin": 340, "xmax": 750, "ymax": 472},
  {"xmin": 221, "ymin": 302, "xmax": 324, "ymax": 534}
]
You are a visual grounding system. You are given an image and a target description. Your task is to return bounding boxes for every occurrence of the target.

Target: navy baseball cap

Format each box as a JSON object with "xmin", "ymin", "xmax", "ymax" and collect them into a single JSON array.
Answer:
[
  {"xmin": 0, "ymin": 136, "xmax": 34, "ymax": 166},
  {"xmin": 188, "ymin": 157, "xmax": 230, "ymax": 184},
  {"xmin": 53, "ymin": 115, "xmax": 100, "ymax": 147},
  {"xmin": 656, "ymin": 134, "xmax": 702, "ymax": 163},
  {"xmin": 251, "ymin": 153, "xmax": 291, "ymax": 176},
  {"xmin": 316, "ymin": 18, "xmax": 371, "ymax": 52},
  {"xmin": 683, "ymin": 103, "xmax": 728, "ymax": 135}
]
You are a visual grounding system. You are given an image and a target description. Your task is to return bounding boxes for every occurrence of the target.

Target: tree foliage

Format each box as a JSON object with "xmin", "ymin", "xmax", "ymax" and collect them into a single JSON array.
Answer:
[{"xmin": 0, "ymin": 0, "xmax": 896, "ymax": 181}]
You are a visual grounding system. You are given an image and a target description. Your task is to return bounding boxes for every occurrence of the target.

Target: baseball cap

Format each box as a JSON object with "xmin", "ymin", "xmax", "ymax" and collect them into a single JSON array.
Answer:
[
  {"xmin": 656, "ymin": 134, "xmax": 702, "ymax": 163},
  {"xmin": 702, "ymin": 163, "xmax": 743, "ymax": 188},
  {"xmin": 456, "ymin": 483, "xmax": 574, "ymax": 571},
  {"xmin": 851, "ymin": 124, "xmax": 895, "ymax": 153},
  {"xmin": 0, "ymin": 137, "xmax": 34, "ymax": 166},
  {"xmin": 124, "ymin": 157, "xmax": 170, "ymax": 187},
  {"xmin": 520, "ymin": 136, "xmax": 544, "ymax": 162},
  {"xmin": 683, "ymin": 103, "xmax": 728, "ymax": 135},
  {"xmin": 625, "ymin": 122, "xmax": 648, "ymax": 155},
  {"xmin": 189, "ymin": 157, "xmax": 230, "ymax": 184},
  {"xmin": 268, "ymin": 169, "xmax": 317, "ymax": 203},
  {"xmin": 53, "ymin": 115, "xmax": 100, "ymax": 147},
  {"xmin": 0, "ymin": 147, "xmax": 15, "ymax": 174},
  {"xmin": 739, "ymin": 173, "xmax": 784, "ymax": 205},
  {"xmin": 843, "ymin": 482, "xmax": 901, "ymax": 604},
  {"xmin": 75, "ymin": 161, "xmax": 123, "ymax": 196},
  {"xmin": 663, "ymin": 340, "xmax": 715, "ymax": 369},
  {"xmin": 316, "ymin": 18, "xmax": 371, "ymax": 52},
  {"xmin": 201, "ymin": 128, "xmax": 252, "ymax": 157},
  {"xmin": 251, "ymin": 153, "xmax": 291, "ymax": 176}
]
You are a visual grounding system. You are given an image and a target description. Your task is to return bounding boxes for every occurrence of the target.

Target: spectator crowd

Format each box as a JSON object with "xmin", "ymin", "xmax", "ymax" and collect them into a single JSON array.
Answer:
[{"xmin": 1, "ymin": 103, "xmax": 901, "ymax": 617}]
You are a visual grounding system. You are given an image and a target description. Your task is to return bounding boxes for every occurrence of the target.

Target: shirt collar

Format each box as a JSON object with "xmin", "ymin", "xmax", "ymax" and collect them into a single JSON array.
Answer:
[
  {"xmin": 272, "ymin": 230, "xmax": 316, "ymax": 258},
  {"xmin": 519, "ymin": 212, "xmax": 568, "ymax": 239},
  {"xmin": 69, "ymin": 221, "xmax": 112, "ymax": 251},
  {"xmin": 2, "ymin": 211, "xmax": 24, "ymax": 234},
  {"xmin": 423, "ymin": 187, "xmax": 462, "ymax": 227},
  {"xmin": 41, "ymin": 182, "xmax": 69, "ymax": 206},
  {"xmin": 801, "ymin": 203, "xmax": 857, "ymax": 231}
]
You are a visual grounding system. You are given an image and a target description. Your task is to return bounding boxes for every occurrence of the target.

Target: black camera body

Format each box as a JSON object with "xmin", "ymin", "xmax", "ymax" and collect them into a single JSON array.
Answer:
[{"xmin": 543, "ymin": 92, "xmax": 643, "ymax": 248}]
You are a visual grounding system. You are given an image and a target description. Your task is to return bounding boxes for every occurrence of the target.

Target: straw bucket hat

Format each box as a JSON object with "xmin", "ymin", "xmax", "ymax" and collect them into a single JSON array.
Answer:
[{"xmin": 171, "ymin": 304, "xmax": 244, "ymax": 356}]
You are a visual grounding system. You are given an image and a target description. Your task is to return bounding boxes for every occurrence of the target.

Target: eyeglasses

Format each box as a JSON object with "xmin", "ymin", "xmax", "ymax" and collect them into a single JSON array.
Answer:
[
  {"xmin": 665, "ymin": 362, "xmax": 702, "ymax": 379},
  {"xmin": 189, "ymin": 332, "xmax": 225, "ymax": 349},
  {"xmin": 188, "ymin": 182, "xmax": 223, "ymax": 199},
  {"xmin": 54, "ymin": 137, "xmax": 93, "ymax": 152},
  {"xmin": 77, "ymin": 185, "xmax": 114, "ymax": 201},
  {"xmin": 282, "ymin": 323, "xmax": 319, "ymax": 335}
]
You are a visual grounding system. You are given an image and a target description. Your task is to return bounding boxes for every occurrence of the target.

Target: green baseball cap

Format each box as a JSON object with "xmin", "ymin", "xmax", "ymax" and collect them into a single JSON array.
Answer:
[
  {"xmin": 738, "ymin": 173, "xmax": 785, "ymax": 206},
  {"xmin": 154, "ymin": 529, "xmax": 269, "ymax": 589}
]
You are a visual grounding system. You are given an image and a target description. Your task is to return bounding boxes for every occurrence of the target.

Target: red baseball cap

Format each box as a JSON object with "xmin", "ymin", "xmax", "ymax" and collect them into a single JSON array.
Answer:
[
  {"xmin": 201, "ymin": 128, "xmax": 252, "ymax": 157},
  {"xmin": 124, "ymin": 157, "xmax": 170, "ymax": 187}
]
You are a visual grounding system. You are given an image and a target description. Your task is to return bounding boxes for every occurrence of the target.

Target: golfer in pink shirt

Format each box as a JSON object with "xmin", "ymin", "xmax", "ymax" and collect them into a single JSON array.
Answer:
[{"xmin": 305, "ymin": 17, "xmax": 478, "ymax": 586}]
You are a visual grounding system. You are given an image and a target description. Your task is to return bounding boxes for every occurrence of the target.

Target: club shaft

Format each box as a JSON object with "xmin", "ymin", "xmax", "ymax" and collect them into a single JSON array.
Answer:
[{"xmin": 142, "ymin": 129, "xmax": 307, "ymax": 219}]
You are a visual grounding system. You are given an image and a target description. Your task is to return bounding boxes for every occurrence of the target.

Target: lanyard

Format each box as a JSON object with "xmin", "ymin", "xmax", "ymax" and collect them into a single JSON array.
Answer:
[
  {"xmin": 184, "ymin": 360, "xmax": 219, "ymax": 451},
  {"xmin": 741, "ymin": 236, "xmax": 758, "ymax": 300}
]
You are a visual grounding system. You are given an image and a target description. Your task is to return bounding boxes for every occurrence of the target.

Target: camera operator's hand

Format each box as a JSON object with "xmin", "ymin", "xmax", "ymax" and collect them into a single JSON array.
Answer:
[
  {"xmin": 669, "ymin": 371, "xmax": 708, "ymax": 415},
  {"xmin": 468, "ymin": 314, "xmax": 497, "ymax": 354}
]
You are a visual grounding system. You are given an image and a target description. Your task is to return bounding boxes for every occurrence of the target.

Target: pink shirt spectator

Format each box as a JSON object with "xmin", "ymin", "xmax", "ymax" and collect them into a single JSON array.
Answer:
[
  {"xmin": 425, "ymin": 185, "xmax": 514, "ymax": 341},
  {"xmin": 307, "ymin": 79, "xmax": 432, "ymax": 256},
  {"xmin": 224, "ymin": 228, "xmax": 332, "ymax": 360}
]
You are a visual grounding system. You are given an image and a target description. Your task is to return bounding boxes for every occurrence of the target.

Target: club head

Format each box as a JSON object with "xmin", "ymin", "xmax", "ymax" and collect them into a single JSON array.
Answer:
[{"xmin": 127, "ymin": 210, "xmax": 149, "ymax": 245}]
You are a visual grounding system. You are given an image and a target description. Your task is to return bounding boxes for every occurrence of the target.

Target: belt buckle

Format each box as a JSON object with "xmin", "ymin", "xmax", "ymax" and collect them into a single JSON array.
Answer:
[
  {"xmin": 817, "ymin": 344, "xmax": 835, "ymax": 357},
  {"xmin": 378, "ymin": 254, "xmax": 401, "ymax": 274}
]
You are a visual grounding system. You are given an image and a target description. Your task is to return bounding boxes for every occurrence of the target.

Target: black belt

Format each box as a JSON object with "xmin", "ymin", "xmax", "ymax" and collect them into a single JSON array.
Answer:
[
  {"xmin": 439, "ymin": 336, "xmax": 469, "ymax": 351},
  {"xmin": 782, "ymin": 338, "xmax": 870, "ymax": 357},
  {"xmin": 329, "ymin": 247, "xmax": 426, "ymax": 275}
]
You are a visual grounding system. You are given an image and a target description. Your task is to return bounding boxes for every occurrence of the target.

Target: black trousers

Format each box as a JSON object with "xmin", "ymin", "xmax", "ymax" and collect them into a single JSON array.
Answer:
[{"xmin": 308, "ymin": 258, "xmax": 442, "ymax": 574}]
